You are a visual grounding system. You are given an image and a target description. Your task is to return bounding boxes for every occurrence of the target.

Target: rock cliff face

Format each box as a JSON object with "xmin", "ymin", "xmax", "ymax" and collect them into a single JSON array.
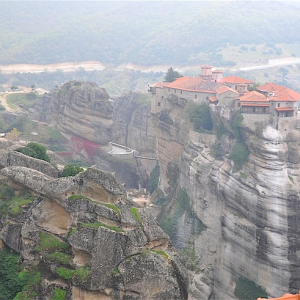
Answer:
[
  {"xmin": 51, "ymin": 81, "xmax": 113, "ymax": 145},
  {"xmin": 0, "ymin": 152, "xmax": 188, "ymax": 300},
  {"xmin": 153, "ymin": 95, "xmax": 300, "ymax": 299},
  {"xmin": 49, "ymin": 82, "xmax": 156, "ymax": 188},
  {"xmin": 113, "ymin": 92, "xmax": 156, "ymax": 155}
]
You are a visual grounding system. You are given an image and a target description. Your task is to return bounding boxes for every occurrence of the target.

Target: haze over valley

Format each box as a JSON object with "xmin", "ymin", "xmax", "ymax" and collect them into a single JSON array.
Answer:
[{"xmin": 1, "ymin": 2, "xmax": 300, "ymax": 300}]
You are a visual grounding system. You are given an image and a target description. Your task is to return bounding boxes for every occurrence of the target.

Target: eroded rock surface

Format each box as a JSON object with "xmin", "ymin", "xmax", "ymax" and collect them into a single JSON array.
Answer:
[
  {"xmin": 51, "ymin": 81, "xmax": 113, "ymax": 145},
  {"xmin": 0, "ymin": 157, "xmax": 188, "ymax": 300}
]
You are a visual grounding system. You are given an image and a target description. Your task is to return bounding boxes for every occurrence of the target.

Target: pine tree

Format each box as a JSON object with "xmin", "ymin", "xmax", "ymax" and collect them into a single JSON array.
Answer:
[{"xmin": 164, "ymin": 67, "xmax": 183, "ymax": 82}]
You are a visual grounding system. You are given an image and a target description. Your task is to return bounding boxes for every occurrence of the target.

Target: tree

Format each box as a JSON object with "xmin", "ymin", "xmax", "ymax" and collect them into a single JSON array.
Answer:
[
  {"xmin": 10, "ymin": 86, "xmax": 18, "ymax": 91},
  {"xmin": 248, "ymin": 82, "xmax": 260, "ymax": 92},
  {"xmin": 185, "ymin": 103, "xmax": 213, "ymax": 131},
  {"xmin": 5, "ymin": 128, "xmax": 20, "ymax": 141},
  {"xmin": 61, "ymin": 164, "xmax": 84, "ymax": 177},
  {"xmin": 164, "ymin": 67, "xmax": 183, "ymax": 82},
  {"xmin": 15, "ymin": 142, "xmax": 50, "ymax": 162}
]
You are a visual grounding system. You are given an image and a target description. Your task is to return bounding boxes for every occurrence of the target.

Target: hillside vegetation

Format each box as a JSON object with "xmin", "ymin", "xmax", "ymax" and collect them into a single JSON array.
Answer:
[{"xmin": 1, "ymin": 2, "xmax": 300, "ymax": 66}]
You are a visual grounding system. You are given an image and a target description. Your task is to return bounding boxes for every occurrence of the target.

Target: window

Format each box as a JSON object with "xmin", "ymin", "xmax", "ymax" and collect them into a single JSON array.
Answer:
[
  {"xmin": 180, "ymin": 90, "xmax": 182, "ymax": 94},
  {"xmin": 158, "ymin": 102, "xmax": 161, "ymax": 106},
  {"xmin": 195, "ymin": 95, "xmax": 197, "ymax": 99},
  {"xmin": 161, "ymin": 96, "xmax": 164, "ymax": 99},
  {"xmin": 278, "ymin": 103, "xmax": 280, "ymax": 107}
]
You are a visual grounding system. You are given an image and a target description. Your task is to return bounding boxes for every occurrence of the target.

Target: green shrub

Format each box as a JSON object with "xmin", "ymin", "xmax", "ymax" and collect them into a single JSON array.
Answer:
[
  {"xmin": 16, "ymin": 142, "xmax": 50, "ymax": 163},
  {"xmin": 185, "ymin": 103, "xmax": 213, "ymax": 131},
  {"xmin": 56, "ymin": 267, "xmax": 91, "ymax": 283},
  {"xmin": 177, "ymin": 189, "xmax": 191, "ymax": 212},
  {"xmin": 61, "ymin": 164, "xmax": 84, "ymax": 177},
  {"xmin": 73, "ymin": 267, "xmax": 91, "ymax": 282},
  {"xmin": 51, "ymin": 288, "xmax": 66, "ymax": 300},
  {"xmin": 234, "ymin": 277, "xmax": 268, "ymax": 300},
  {"xmin": 36, "ymin": 232, "xmax": 69, "ymax": 252},
  {"xmin": 0, "ymin": 247, "xmax": 30, "ymax": 300},
  {"xmin": 0, "ymin": 186, "xmax": 34, "ymax": 217},
  {"xmin": 147, "ymin": 164, "xmax": 160, "ymax": 194},
  {"xmin": 13, "ymin": 270, "xmax": 41, "ymax": 300},
  {"xmin": 230, "ymin": 113, "xmax": 249, "ymax": 170},
  {"xmin": 47, "ymin": 252, "xmax": 72, "ymax": 264},
  {"xmin": 230, "ymin": 142, "xmax": 249, "ymax": 171},
  {"xmin": 56, "ymin": 267, "xmax": 74, "ymax": 280},
  {"xmin": 211, "ymin": 140, "xmax": 225, "ymax": 158},
  {"xmin": 130, "ymin": 207, "xmax": 141, "ymax": 223}
]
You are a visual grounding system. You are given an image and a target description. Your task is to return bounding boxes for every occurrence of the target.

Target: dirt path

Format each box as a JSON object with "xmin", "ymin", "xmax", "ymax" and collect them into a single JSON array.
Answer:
[
  {"xmin": 0, "ymin": 93, "xmax": 15, "ymax": 111},
  {"xmin": 0, "ymin": 91, "xmax": 25, "ymax": 112}
]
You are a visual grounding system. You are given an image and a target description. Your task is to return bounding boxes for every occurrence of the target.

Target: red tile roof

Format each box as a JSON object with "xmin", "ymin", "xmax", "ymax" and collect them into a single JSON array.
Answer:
[
  {"xmin": 216, "ymin": 86, "xmax": 239, "ymax": 95},
  {"xmin": 219, "ymin": 76, "xmax": 254, "ymax": 84},
  {"xmin": 275, "ymin": 107, "xmax": 295, "ymax": 111},
  {"xmin": 239, "ymin": 91, "xmax": 268, "ymax": 102},
  {"xmin": 209, "ymin": 96, "xmax": 217, "ymax": 102},
  {"xmin": 257, "ymin": 83, "xmax": 300, "ymax": 102},
  {"xmin": 241, "ymin": 103, "xmax": 270, "ymax": 107},
  {"xmin": 163, "ymin": 76, "xmax": 222, "ymax": 93},
  {"xmin": 149, "ymin": 82, "xmax": 165, "ymax": 88}
]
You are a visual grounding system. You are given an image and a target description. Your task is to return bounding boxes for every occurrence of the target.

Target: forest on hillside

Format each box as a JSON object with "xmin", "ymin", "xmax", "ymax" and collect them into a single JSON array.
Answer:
[{"xmin": 1, "ymin": 1, "xmax": 300, "ymax": 66}]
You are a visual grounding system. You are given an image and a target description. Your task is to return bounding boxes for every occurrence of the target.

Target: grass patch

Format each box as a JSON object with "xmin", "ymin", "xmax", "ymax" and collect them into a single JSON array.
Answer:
[
  {"xmin": 288, "ymin": 175, "xmax": 294, "ymax": 183},
  {"xmin": 151, "ymin": 250, "xmax": 168, "ymax": 259},
  {"xmin": 56, "ymin": 267, "xmax": 91, "ymax": 283},
  {"xmin": 234, "ymin": 277, "xmax": 268, "ymax": 300},
  {"xmin": 81, "ymin": 222, "xmax": 124, "ymax": 232},
  {"xmin": 56, "ymin": 267, "xmax": 74, "ymax": 280},
  {"xmin": 6, "ymin": 93, "xmax": 39, "ymax": 110},
  {"xmin": 0, "ymin": 185, "xmax": 35, "ymax": 217},
  {"xmin": 112, "ymin": 267, "xmax": 119, "ymax": 275},
  {"xmin": 73, "ymin": 267, "xmax": 91, "ymax": 282},
  {"xmin": 50, "ymin": 288, "xmax": 67, "ymax": 300},
  {"xmin": 36, "ymin": 232, "xmax": 69, "ymax": 252},
  {"xmin": 130, "ymin": 207, "xmax": 141, "ymax": 223},
  {"xmin": 68, "ymin": 195, "xmax": 91, "ymax": 201},
  {"xmin": 46, "ymin": 252, "xmax": 72, "ymax": 265},
  {"xmin": 0, "ymin": 196, "xmax": 33, "ymax": 216},
  {"xmin": 14, "ymin": 270, "xmax": 41, "ymax": 300},
  {"xmin": 69, "ymin": 228, "xmax": 78, "ymax": 235},
  {"xmin": 240, "ymin": 172, "xmax": 247, "ymax": 179},
  {"xmin": 100, "ymin": 203, "xmax": 120, "ymax": 214}
]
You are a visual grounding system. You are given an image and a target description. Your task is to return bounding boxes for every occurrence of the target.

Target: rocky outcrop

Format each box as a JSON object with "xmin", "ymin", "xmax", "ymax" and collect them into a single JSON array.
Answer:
[
  {"xmin": 0, "ymin": 164, "xmax": 188, "ymax": 299},
  {"xmin": 51, "ymin": 81, "xmax": 113, "ymax": 145},
  {"xmin": 158, "ymin": 116, "xmax": 300, "ymax": 299},
  {"xmin": 0, "ymin": 149, "xmax": 59, "ymax": 178}
]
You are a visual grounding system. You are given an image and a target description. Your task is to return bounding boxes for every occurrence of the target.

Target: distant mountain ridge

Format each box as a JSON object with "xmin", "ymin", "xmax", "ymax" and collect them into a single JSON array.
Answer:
[{"xmin": 1, "ymin": 1, "xmax": 300, "ymax": 66}]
